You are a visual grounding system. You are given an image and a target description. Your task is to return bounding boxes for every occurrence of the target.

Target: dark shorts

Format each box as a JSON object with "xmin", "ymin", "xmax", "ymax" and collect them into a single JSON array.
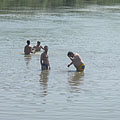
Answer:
[{"xmin": 42, "ymin": 63, "xmax": 49, "ymax": 70}]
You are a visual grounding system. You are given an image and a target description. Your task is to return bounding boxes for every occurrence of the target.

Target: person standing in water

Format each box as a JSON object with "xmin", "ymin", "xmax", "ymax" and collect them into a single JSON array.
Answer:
[
  {"xmin": 24, "ymin": 40, "xmax": 33, "ymax": 55},
  {"xmin": 67, "ymin": 51, "xmax": 85, "ymax": 72},
  {"xmin": 33, "ymin": 41, "xmax": 44, "ymax": 52},
  {"xmin": 40, "ymin": 46, "xmax": 50, "ymax": 70}
]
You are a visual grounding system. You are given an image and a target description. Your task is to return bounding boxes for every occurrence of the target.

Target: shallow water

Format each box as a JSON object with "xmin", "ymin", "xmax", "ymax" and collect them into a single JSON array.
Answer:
[{"xmin": 0, "ymin": 1, "xmax": 120, "ymax": 120}]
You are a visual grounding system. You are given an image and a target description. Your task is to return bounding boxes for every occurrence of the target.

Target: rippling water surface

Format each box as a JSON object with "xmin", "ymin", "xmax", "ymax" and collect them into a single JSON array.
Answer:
[{"xmin": 0, "ymin": 1, "xmax": 120, "ymax": 120}]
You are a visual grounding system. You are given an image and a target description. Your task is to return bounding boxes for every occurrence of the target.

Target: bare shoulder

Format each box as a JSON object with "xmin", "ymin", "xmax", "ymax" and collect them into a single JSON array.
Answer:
[
  {"xmin": 24, "ymin": 45, "xmax": 27, "ymax": 48},
  {"xmin": 41, "ymin": 52, "xmax": 44, "ymax": 57},
  {"xmin": 75, "ymin": 53, "xmax": 80, "ymax": 57}
]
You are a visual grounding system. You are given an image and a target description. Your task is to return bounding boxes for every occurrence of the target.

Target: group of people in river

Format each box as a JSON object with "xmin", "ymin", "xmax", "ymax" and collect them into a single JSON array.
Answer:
[{"xmin": 24, "ymin": 40, "xmax": 85, "ymax": 72}]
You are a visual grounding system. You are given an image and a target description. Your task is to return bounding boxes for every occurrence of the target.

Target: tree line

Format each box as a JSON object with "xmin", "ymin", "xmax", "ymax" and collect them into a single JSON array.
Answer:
[{"xmin": 0, "ymin": 0, "xmax": 120, "ymax": 10}]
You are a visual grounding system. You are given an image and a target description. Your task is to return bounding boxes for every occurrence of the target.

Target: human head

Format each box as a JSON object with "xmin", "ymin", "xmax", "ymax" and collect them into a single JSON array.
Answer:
[
  {"xmin": 44, "ymin": 46, "xmax": 48, "ymax": 52},
  {"xmin": 27, "ymin": 40, "xmax": 30, "ymax": 45},
  {"xmin": 67, "ymin": 51, "xmax": 74, "ymax": 57},
  {"xmin": 37, "ymin": 41, "xmax": 40, "ymax": 46}
]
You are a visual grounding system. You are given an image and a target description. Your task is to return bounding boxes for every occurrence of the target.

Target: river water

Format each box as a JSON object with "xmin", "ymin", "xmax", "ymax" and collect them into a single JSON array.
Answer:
[{"xmin": 0, "ymin": 1, "xmax": 120, "ymax": 120}]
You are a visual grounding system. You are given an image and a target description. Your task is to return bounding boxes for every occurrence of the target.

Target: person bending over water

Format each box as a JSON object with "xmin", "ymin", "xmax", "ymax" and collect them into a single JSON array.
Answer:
[
  {"xmin": 33, "ymin": 41, "xmax": 44, "ymax": 52},
  {"xmin": 67, "ymin": 51, "xmax": 85, "ymax": 72},
  {"xmin": 40, "ymin": 46, "xmax": 50, "ymax": 70},
  {"xmin": 24, "ymin": 40, "xmax": 33, "ymax": 55}
]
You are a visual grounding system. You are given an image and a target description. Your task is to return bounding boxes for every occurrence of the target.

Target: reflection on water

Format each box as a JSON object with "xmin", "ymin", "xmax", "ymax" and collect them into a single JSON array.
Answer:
[
  {"xmin": 39, "ymin": 70, "xmax": 49, "ymax": 97},
  {"xmin": 24, "ymin": 54, "xmax": 32, "ymax": 66},
  {"xmin": 68, "ymin": 71, "xmax": 84, "ymax": 92}
]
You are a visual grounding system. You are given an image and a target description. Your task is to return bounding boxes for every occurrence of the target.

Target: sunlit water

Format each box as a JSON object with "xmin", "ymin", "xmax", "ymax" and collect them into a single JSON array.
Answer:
[{"xmin": 0, "ymin": 3, "xmax": 120, "ymax": 120}]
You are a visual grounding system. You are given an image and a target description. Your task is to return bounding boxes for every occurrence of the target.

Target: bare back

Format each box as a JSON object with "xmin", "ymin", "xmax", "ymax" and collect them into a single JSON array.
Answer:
[
  {"xmin": 72, "ymin": 53, "xmax": 84, "ymax": 67},
  {"xmin": 24, "ymin": 45, "xmax": 32, "ymax": 55}
]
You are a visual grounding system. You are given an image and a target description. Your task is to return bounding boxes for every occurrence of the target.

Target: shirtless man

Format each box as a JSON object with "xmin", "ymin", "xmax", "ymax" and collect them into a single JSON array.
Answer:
[
  {"xmin": 33, "ymin": 41, "xmax": 44, "ymax": 52},
  {"xmin": 40, "ymin": 46, "xmax": 50, "ymax": 70},
  {"xmin": 67, "ymin": 51, "xmax": 85, "ymax": 72},
  {"xmin": 24, "ymin": 40, "xmax": 33, "ymax": 55}
]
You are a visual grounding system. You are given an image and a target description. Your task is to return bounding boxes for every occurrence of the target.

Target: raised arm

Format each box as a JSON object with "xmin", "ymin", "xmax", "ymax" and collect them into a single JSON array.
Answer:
[{"xmin": 40, "ymin": 46, "xmax": 44, "ymax": 50}]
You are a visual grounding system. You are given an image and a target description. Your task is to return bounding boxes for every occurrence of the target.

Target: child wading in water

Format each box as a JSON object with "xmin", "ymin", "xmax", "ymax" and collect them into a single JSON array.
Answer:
[
  {"xmin": 40, "ymin": 46, "xmax": 50, "ymax": 70},
  {"xmin": 67, "ymin": 51, "xmax": 85, "ymax": 72}
]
